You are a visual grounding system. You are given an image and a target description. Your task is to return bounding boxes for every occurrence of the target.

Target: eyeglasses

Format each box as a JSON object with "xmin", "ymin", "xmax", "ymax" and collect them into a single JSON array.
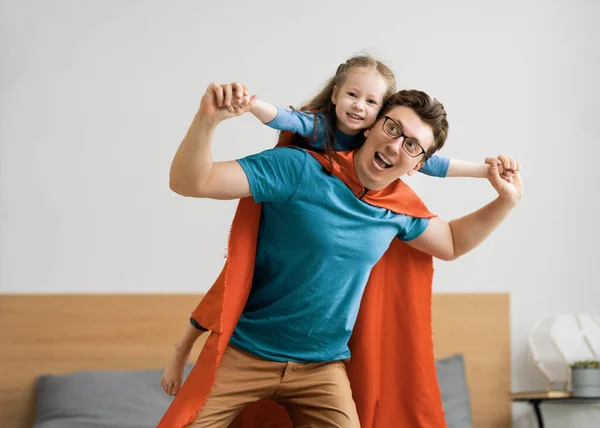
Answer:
[{"xmin": 381, "ymin": 116, "xmax": 429, "ymax": 159}]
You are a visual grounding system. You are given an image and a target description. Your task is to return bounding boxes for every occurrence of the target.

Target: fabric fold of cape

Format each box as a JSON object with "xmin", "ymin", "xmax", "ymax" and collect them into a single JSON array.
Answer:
[{"xmin": 158, "ymin": 136, "xmax": 447, "ymax": 428}]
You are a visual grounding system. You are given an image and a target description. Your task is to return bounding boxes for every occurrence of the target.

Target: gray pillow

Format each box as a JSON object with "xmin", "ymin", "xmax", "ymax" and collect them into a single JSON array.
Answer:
[
  {"xmin": 35, "ymin": 358, "xmax": 471, "ymax": 428},
  {"xmin": 435, "ymin": 354, "xmax": 473, "ymax": 428},
  {"xmin": 34, "ymin": 366, "xmax": 192, "ymax": 428}
]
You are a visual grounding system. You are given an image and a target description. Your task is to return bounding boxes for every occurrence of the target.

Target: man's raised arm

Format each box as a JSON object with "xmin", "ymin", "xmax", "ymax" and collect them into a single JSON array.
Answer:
[
  {"xmin": 406, "ymin": 160, "xmax": 523, "ymax": 261},
  {"xmin": 169, "ymin": 82, "xmax": 255, "ymax": 200}
]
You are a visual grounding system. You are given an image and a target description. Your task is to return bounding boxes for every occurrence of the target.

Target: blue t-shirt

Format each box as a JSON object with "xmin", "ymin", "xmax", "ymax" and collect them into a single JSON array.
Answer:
[
  {"xmin": 228, "ymin": 148, "xmax": 429, "ymax": 363},
  {"xmin": 267, "ymin": 107, "xmax": 450, "ymax": 177}
]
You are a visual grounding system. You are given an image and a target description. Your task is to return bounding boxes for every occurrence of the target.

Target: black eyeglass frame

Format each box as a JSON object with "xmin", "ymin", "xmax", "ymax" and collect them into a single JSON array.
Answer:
[{"xmin": 380, "ymin": 115, "xmax": 429, "ymax": 159}]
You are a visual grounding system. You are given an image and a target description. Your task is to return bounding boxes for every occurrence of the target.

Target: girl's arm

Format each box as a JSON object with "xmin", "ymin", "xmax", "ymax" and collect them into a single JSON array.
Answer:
[
  {"xmin": 445, "ymin": 159, "xmax": 489, "ymax": 178},
  {"xmin": 247, "ymin": 97, "xmax": 320, "ymax": 137},
  {"xmin": 417, "ymin": 154, "xmax": 451, "ymax": 177},
  {"xmin": 419, "ymin": 156, "xmax": 520, "ymax": 178},
  {"xmin": 251, "ymin": 99, "xmax": 279, "ymax": 123}
]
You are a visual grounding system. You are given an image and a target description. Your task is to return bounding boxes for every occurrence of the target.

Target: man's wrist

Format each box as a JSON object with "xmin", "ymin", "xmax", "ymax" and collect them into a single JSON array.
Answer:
[
  {"xmin": 497, "ymin": 193, "xmax": 520, "ymax": 208},
  {"xmin": 195, "ymin": 113, "xmax": 220, "ymax": 130}
]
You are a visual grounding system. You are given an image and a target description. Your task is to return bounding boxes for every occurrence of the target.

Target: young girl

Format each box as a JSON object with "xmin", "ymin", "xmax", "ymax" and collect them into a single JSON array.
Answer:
[
  {"xmin": 253, "ymin": 55, "xmax": 460, "ymax": 178},
  {"xmin": 160, "ymin": 54, "xmax": 517, "ymax": 397}
]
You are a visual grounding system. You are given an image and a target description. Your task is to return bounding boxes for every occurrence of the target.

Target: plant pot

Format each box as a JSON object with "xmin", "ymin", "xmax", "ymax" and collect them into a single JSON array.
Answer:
[{"xmin": 572, "ymin": 367, "xmax": 600, "ymax": 397}]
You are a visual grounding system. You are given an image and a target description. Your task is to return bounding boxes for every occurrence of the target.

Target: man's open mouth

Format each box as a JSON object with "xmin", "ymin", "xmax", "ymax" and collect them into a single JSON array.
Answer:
[{"xmin": 374, "ymin": 152, "xmax": 393, "ymax": 169}]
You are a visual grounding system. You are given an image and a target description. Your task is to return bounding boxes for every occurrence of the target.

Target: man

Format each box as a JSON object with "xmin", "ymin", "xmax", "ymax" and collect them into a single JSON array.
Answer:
[{"xmin": 159, "ymin": 82, "xmax": 522, "ymax": 428}]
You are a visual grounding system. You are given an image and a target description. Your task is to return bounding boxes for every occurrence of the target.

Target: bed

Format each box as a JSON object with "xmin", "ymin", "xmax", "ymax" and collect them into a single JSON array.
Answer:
[{"xmin": 0, "ymin": 293, "xmax": 511, "ymax": 428}]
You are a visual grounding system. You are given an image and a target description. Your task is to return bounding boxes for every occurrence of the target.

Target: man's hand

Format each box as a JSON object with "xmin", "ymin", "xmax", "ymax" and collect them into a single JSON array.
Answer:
[
  {"xmin": 169, "ymin": 81, "xmax": 255, "ymax": 198},
  {"xmin": 197, "ymin": 82, "xmax": 255, "ymax": 125},
  {"xmin": 487, "ymin": 159, "xmax": 523, "ymax": 205},
  {"xmin": 485, "ymin": 154, "xmax": 521, "ymax": 180}
]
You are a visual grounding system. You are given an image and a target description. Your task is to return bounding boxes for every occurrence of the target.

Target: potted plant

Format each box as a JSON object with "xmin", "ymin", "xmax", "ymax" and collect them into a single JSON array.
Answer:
[{"xmin": 571, "ymin": 360, "xmax": 600, "ymax": 397}]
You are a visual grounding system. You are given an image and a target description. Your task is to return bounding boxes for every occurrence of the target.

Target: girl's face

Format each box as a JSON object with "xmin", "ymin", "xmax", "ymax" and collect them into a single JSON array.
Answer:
[{"xmin": 331, "ymin": 68, "xmax": 388, "ymax": 135}]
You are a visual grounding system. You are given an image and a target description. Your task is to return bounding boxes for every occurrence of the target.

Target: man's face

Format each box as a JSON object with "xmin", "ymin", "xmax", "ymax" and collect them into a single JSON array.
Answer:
[{"xmin": 354, "ymin": 106, "xmax": 435, "ymax": 191}]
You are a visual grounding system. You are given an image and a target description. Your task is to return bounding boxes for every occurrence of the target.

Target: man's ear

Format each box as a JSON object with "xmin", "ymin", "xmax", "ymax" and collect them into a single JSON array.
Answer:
[
  {"xmin": 407, "ymin": 159, "xmax": 426, "ymax": 176},
  {"xmin": 363, "ymin": 127, "xmax": 371, "ymax": 138},
  {"xmin": 331, "ymin": 85, "xmax": 338, "ymax": 105}
]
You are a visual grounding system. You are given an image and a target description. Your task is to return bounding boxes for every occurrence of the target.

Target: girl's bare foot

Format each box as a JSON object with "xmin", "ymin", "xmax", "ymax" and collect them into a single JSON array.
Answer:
[
  {"xmin": 160, "ymin": 343, "xmax": 190, "ymax": 396},
  {"xmin": 160, "ymin": 322, "xmax": 203, "ymax": 395}
]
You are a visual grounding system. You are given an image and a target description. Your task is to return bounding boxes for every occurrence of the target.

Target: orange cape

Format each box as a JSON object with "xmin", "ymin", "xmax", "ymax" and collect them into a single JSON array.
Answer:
[{"xmin": 158, "ymin": 148, "xmax": 446, "ymax": 428}]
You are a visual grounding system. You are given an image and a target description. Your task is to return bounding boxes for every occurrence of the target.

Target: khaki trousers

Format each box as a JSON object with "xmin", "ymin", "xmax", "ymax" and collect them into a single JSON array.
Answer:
[{"xmin": 190, "ymin": 345, "xmax": 360, "ymax": 428}]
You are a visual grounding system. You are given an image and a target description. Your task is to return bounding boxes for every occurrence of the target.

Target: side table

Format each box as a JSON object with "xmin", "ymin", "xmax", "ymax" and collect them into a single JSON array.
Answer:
[{"xmin": 511, "ymin": 391, "xmax": 600, "ymax": 428}]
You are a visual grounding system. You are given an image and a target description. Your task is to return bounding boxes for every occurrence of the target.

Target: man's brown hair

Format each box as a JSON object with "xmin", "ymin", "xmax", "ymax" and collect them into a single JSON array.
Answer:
[{"xmin": 379, "ymin": 90, "xmax": 449, "ymax": 157}]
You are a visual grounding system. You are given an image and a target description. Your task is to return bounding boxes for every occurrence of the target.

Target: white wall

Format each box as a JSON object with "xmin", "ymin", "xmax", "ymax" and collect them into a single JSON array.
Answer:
[{"xmin": 1, "ymin": 0, "xmax": 599, "ymax": 426}]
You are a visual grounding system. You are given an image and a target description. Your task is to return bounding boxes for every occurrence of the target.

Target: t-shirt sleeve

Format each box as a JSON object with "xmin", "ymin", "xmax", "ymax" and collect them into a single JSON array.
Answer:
[
  {"xmin": 265, "ymin": 107, "xmax": 326, "ymax": 141},
  {"xmin": 396, "ymin": 216, "xmax": 430, "ymax": 241},
  {"xmin": 236, "ymin": 148, "xmax": 308, "ymax": 204},
  {"xmin": 418, "ymin": 154, "xmax": 450, "ymax": 178}
]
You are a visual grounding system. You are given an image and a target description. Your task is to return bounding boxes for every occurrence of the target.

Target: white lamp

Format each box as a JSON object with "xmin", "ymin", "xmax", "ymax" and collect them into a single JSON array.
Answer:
[{"xmin": 528, "ymin": 314, "xmax": 600, "ymax": 392}]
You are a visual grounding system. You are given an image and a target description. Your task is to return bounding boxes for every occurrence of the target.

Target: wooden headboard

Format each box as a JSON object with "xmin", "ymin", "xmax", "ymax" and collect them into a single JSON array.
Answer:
[{"xmin": 0, "ymin": 293, "xmax": 510, "ymax": 428}]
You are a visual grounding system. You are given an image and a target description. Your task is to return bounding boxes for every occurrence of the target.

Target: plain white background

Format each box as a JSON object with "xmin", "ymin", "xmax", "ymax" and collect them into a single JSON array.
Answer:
[{"xmin": 1, "ymin": 1, "xmax": 599, "ymax": 426}]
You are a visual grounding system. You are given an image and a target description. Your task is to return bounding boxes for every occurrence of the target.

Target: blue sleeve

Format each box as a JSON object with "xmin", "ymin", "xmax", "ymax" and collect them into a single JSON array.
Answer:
[
  {"xmin": 396, "ymin": 217, "xmax": 430, "ymax": 241},
  {"xmin": 266, "ymin": 107, "xmax": 323, "ymax": 137},
  {"xmin": 418, "ymin": 154, "xmax": 450, "ymax": 178},
  {"xmin": 189, "ymin": 317, "xmax": 208, "ymax": 331},
  {"xmin": 236, "ymin": 148, "xmax": 308, "ymax": 204}
]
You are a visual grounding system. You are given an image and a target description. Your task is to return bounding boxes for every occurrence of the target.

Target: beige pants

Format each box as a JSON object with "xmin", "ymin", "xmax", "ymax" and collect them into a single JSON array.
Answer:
[{"xmin": 190, "ymin": 345, "xmax": 360, "ymax": 428}]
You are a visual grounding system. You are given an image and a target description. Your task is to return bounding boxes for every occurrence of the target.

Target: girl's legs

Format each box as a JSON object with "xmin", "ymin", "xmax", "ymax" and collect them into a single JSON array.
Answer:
[{"xmin": 160, "ymin": 322, "xmax": 203, "ymax": 395}]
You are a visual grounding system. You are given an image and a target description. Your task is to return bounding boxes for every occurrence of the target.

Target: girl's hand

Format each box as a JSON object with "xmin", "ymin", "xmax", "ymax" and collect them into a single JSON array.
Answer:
[
  {"xmin": 197, "ymin": 82, "xmax": 254, "ymax": 124},
  {"xmin": 485, "ymin": 155, "xmax": 521, "ymax": 181}
]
